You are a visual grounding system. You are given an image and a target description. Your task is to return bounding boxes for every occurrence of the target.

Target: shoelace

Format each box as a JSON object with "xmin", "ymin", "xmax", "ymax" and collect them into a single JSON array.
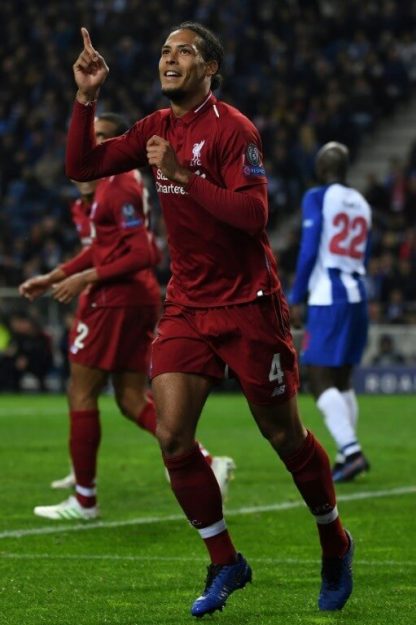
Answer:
[{"xmin": 204, "ymin": 563, "xmax": 225, "ymax": 592}]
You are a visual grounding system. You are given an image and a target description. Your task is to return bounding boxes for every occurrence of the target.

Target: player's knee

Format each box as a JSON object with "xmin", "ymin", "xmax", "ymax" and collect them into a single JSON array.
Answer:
[
  {"xmin": 156, "ymin": 422, "xmax": 187, "ymax": 455},
  {"xmin": 156, "ymin": 427, "xmax": 181, "ymax": 455},
  {"xmin": 261, "ymin": 424, "xmax": 284, "ymax": 446},
  {"xmin": 115, "ymin": 391, "xmax": 145, "ymax": 422},
  {"xmin": 67, "ymin": 378, "xmax": 98, "ymax": 411},
  {"xmin": 67, "ymin": 364, "xmax": 105, "ymax": 410},
  {"xmin": 115, "ymin": 393, "xmax": 134, "ymax": 420},
  {"xmin": 260, "ymin": 424, "xmax": 297, "ymax": 455}
]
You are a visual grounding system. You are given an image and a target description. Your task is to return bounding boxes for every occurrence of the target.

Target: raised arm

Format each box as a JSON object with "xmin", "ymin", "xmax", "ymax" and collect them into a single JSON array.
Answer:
[
  {"xmin": 66, "ymin": 29, "xmax": 142, "ymax": 181},
  {"xmin": 74, "ymin": 27, "xmax": 109, "ymax": 105}
]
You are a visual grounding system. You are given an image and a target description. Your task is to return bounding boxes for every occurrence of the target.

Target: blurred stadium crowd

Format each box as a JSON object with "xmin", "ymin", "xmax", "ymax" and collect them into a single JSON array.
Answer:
[{"xmin": 1, "ymin": 0, "xmax": 416, "ymax": 388}]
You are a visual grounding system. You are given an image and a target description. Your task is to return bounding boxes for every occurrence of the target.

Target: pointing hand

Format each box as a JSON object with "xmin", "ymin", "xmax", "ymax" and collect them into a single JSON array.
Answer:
[{"xmin": 73, "ymin": 27, "xmax": 109, "ymax": 103}]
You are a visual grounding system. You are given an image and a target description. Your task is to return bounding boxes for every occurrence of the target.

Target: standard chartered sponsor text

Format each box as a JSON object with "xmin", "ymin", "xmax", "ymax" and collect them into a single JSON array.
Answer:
[
  {"xmin": 156, "ymin": 168, "xmax": 187, "ymax": 195},
  {"xmin": 156, "ymin": 181, "xmax": 187, "ymax": 195}
]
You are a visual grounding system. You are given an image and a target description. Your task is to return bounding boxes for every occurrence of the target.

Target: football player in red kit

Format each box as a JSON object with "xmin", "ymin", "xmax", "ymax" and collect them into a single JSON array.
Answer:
[
  {"xmin": 65, "ymin": 23, "xmax": 354, "ymax": 616},
  {"xmin": 20, "ymin": 112, "xmax": 236, "ymax": 519},
  {"xmin": 70, "ymin": 184, "xmax": 94, "ymax": 249}
]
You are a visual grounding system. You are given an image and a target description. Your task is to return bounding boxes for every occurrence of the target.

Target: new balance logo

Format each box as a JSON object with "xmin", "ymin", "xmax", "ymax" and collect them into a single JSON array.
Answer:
[{"xmin": 272, "ymin": 384, "xmax": 286, "ymax": 397}]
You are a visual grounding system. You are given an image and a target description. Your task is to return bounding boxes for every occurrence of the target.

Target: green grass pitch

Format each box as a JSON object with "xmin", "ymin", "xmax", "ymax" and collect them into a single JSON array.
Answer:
[{"xmin": 0, "ymin": 393, "xmax": 415, "ymax": 625}]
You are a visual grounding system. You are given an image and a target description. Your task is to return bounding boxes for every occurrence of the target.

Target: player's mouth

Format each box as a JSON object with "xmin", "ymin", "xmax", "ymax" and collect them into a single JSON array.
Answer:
[{"xmin": 164, "ymin": 71, "xmax": 182, "ymax": 80}]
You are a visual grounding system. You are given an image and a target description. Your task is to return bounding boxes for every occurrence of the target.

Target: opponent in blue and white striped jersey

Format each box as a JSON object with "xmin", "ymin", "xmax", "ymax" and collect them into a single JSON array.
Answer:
[
  {"xmin": 288, "ymin": 142, "xmax": 371, "ymax": 483},
  {"xmin": 289, "ymin": 182, "xmax": 371, "ymax": 307}
]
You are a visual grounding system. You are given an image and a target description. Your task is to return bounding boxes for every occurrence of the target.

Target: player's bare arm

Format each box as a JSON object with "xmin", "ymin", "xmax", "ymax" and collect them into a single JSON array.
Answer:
[
  {"xmin": 146, "ymin": 136, "xmax": 191, "ymax": 185},
  {"xmin": 19, "ymin": 268, "xmax": 67, "ymax": 301},
  {"xmin": 289, "ymin": 304, "xmax": 303, "ymax": 329},
  {"xmin": 73, "ymin": 27, "xmax": 109, "ymax": 104},
  {"xmin": 51, "ymin": 269, "xmax": 98, "ymax": 304}
]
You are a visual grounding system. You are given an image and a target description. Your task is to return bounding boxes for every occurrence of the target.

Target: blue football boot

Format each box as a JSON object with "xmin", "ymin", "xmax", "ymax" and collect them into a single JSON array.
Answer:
[
  {"xmin": 319, "ymin": 530, "xmax": 354, "ymax": 610},
  {"xmin": 332, "ymin": 452, "xmax": 370, "ymax": 483},
  {"xmin": 191, "ymin": 553, "xmax": 252, "ymax": 617}
]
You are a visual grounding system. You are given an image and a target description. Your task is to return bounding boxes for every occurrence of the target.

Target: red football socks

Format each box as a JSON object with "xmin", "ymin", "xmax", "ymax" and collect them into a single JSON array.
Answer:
[
  {"xmin": 282, "ymin": 431, "xmax": 349, "ymax": 558},
  {"xmin": 135, "ymin": 396, "xmax": 157, "ymax": 435},
  {"xmin": 69, "ymin": 409, "xmax": 100, "ymax": 507},
  {"xmin": 197, "ymin": 442, "xmax": 213, "ymax": 466},
  {"xmin": 164, "ymin": 443, "xmax": 236, "ymax": 565}
]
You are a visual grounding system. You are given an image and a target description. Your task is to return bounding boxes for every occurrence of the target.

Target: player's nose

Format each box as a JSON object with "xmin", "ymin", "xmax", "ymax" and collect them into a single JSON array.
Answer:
[{"xmin": 165, "ymin": 50, "xmax": 179, "ymax": 64}]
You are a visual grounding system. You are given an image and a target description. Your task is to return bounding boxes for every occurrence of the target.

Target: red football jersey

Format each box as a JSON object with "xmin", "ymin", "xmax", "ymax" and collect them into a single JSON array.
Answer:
[
  {"xmin": 79, "ymin": 170, "xmax": 160, "ymax": 308},
  {"xmin": 67, "ymin": 94, "xmax": 280, "ymax": 307},
  {"xmin": 70, "ymin": 197, "xmax": 92, "ymax": 247}
]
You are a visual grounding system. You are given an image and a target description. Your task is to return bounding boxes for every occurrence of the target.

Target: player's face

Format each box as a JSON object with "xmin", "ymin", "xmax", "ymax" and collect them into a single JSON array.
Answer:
[
  {"xmin": 159, "ymin": 29, "xmax": 216, "ymax": 102},
  {"xmin": 94, "ymin": 119, "xmax": 118, "ymax": 143},
  {"xmin": 73, "ymin": 180, "xmax": 97, "ymax": 195}
]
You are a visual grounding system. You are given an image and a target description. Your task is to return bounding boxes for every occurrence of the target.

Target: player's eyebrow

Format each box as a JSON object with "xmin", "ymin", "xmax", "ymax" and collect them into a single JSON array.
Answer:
[{"xmin": 161, "ymin": 43, "xmax": 199, "ymax": 54}]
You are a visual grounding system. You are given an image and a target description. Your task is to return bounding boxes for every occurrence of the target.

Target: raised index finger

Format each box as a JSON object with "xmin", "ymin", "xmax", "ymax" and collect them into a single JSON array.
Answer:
[{"xmin": 81, "ymin": 27, "xmax": 94, "ymax": 52}]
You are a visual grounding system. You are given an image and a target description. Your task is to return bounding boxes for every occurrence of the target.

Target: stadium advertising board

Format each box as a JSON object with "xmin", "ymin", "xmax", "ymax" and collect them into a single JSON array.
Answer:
[{"xmin": 353, "ymin": 366, "xmax": 416, "ymax": 394}]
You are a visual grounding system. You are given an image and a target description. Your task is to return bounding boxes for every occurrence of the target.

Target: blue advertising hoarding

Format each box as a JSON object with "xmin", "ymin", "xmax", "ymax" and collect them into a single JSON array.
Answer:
[{"xmin": 353, "ymin": 367, "xmax": 416, "ymax": 394}]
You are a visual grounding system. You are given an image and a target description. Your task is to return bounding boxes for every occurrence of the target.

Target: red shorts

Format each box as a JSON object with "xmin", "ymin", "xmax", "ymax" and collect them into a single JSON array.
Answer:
[
  {"xmin": 69, "ymin": 304, "xmax": 160, "ymax": 372},
  {"xmin": 150, "ymin": 294, "xmax": 299, "ymax": 405}
]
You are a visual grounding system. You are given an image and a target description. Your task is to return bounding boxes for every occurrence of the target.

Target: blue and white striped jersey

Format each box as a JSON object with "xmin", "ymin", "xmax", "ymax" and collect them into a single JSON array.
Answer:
[{"xmin": 289, "ymin": 183, "xmax": 371, "ymax": 306}]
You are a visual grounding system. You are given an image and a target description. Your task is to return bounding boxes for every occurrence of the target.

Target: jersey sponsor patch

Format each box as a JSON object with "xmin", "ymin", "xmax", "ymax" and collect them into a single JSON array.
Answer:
[
  {"xmin": 121, "ymin": 203, "xmax": 142, "ymax": 228},
  {"xmin": 243, "ymin": 143, "xmax": 265, "ymax": 176},
  {"xmin": 243, "ymin": 164, "xmax": 266, "ymax": 176}
]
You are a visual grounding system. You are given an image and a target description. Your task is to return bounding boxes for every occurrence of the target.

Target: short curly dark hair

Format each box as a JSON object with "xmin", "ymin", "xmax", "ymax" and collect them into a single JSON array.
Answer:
[{"xmin": 171, "ymin": 21, "xmax": 224, "ymax": 90}]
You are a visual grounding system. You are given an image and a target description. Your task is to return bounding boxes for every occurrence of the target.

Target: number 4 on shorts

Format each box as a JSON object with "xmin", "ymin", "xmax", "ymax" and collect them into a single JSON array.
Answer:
[{"xmin": 269, "ymin": 353, "xmax": 284, "ymax": 383}]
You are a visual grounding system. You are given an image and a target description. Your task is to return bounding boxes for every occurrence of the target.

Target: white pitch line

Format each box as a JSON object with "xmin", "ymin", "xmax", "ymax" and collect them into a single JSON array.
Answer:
[
  {"xmin": 1, "ymin": 554, "xmax": 415, "ymax": 567},
  {"xmin": 0, "ymin": 485, "xmax": 414, "ymax": 540}
]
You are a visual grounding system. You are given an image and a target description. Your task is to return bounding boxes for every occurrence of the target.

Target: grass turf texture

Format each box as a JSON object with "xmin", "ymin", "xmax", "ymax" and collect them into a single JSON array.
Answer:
[{"xmin": 0, "ymin": 393, "xmax": 415, "ymax": 625}]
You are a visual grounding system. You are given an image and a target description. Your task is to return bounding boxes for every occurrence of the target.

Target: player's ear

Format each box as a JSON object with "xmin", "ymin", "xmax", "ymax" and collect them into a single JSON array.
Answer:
[{"xmin": 205, "ymin": 59, "xmax": 218, "ymax": 79}]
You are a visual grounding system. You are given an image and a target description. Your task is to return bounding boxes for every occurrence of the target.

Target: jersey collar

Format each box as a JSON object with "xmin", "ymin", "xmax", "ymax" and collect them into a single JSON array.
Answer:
[{"xmin": 169, "ymin": 92, "xmax": 216, "ymax": 126}]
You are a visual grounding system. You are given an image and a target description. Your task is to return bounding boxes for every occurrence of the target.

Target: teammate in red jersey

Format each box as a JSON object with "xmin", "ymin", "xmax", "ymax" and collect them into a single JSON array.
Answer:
[
  {"xmin": 19, "ymin": 112, "xmax": 235, "ymax": 519},
  {"xmin": 70, "ymin": 185, "xmax": 94, "ymax": 248},
  {"xmin": 65, "ymin": 23, "xmax": 354, "ymax": 615}
]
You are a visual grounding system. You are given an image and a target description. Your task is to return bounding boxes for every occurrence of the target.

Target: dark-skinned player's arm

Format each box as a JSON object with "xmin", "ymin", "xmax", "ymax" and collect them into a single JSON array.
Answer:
[
  {"xmin": 66, "ymin": 28, "xmax": 140, "ymax": 181},
  {"xmin": 18, "ymin": 247, "xmax": 93, "ymax": 302},
  {"xmin": 146, "ymin": 135, "xmax": 267, "ymax": 236},
  {"xmin": 74, "ymin": 27, "xmax": 109, "ymax": 105},
  {"xmin": 19, "ymin": 268, "xmax": 67, "ymax": 302},
  {"xmin": 48, "ymin": 247, "xmax": 94, "ymax": 304},
  {"xmin": 51, "ymin": 232, "xmax": 160, "ymax": 305},
  {"xmin": 51, "ymin": 195, "xmax": 161, "ymax": 304}
]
